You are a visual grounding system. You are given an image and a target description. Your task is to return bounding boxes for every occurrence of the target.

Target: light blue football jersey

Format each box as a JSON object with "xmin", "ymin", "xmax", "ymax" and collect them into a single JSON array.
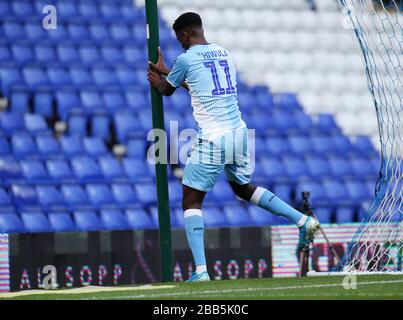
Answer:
[{"xmin": 166, "ymin": 43, "xmax": 246, "ymax": 138}]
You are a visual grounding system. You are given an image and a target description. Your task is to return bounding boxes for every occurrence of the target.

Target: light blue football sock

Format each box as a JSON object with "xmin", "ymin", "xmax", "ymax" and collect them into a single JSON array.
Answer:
[
  {"xmin": 184, "ymin": 209, "xmax": 206, "ymax": 267},
  {"xmin": 250, "ymin": 187, "xmax": 307, "ymax": 226}
]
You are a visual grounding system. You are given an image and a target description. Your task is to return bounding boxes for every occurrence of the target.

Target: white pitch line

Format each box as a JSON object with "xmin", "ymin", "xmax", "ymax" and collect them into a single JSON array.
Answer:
[{"xmin": 78, "ymin": 279, "xmax": 403, "ymax": 300}]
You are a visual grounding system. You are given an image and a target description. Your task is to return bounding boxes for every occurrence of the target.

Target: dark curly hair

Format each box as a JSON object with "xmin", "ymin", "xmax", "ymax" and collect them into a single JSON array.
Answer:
[{"xmin": 173, "ymin": 12, "xmax": 202, "ymax": 32}]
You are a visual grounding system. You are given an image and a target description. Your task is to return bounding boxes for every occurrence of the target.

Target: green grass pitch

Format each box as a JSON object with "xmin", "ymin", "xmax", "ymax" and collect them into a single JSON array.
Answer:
[{"xmin": 1, "ymin": 274, "xmax": 402, "ymax": 300}]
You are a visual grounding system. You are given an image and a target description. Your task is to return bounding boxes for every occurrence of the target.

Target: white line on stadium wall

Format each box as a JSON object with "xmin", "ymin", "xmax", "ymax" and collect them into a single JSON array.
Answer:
[{"xmin": 78, "ymin": 279, "xmax": 403, "ymax": 300}]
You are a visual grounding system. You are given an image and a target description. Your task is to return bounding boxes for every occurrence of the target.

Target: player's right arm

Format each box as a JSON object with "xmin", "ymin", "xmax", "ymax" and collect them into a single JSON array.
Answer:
[{"xmin": 149, "ymin": 49, "xmax": 189, "ymax": 91}]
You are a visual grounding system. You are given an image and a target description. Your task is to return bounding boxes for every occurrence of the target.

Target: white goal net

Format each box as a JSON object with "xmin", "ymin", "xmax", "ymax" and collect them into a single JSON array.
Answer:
[{"xmin": 338, "ymin": 0, "xmax": 402, "ymax": 272}]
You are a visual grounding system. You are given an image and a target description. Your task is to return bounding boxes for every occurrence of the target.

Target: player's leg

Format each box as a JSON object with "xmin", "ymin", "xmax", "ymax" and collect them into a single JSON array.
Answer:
[
  {"xmin": 225, "ymin": 127, "xmax": 320, "ymax": 250},
  {"xmin": 228, "ymin": 180, "xmax": 320, "ymax": 251},
  {"xmin": 181, "ymin": 138, "xmax": 223, "ymax": 282},
  {"xmin": 228, "ymin": 181, "xmax": 306, "ymax": 226},
  {"xmin": 182, "ymin": 184, "xmax": 209, "ymax": 280}
]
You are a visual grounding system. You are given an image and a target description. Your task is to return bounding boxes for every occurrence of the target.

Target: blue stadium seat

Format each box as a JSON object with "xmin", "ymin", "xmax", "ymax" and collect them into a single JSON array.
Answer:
[
  {"xmin": 36, "ymin": 185, "xmax": 66, "ymax": 210},
  {"xmin": 73, "ymin": 210, "xmax": 103, "ymax": 231},
  {"xmin": 67, "ymin": 23, "xmax": 89, "ymax": 41},
  {"xmin": 3, "ymin": 21, "xmax": 25, "ymax": 40},
  {"xmin": 35, "ymin": 45, "xmax": 56, "ymax": 63},
  {"xmin": 332, "ymin": 135, "xmax": 355, "ymax": 155},
  {"xmin": 47, "ymin": 66, "xmax": 71, "ymax": 88},
  {"xmin": 260, "ymin": 158, "xmax": 289, "ymax": 182},
  {"xmin": 100, "ymin": 3, "xmax": 122, "ymax": 20},
  {"xmin": 305, "ymin": 155, "xmax": 332, "ymax": 179},
  {"xmin": 11, "ymin": 133, "xmax": 38, "ymax": 158},
  {"xmin": 328, "ymin": 157, "xmax": 355, "ymax": 178},
  {"xmin": 10, "ymin": 89, "xmax": 29, "ymax": 113},
  {"xmin": 126, "ymin": 208, "xmax": 155, "ymax": 229},
  {"xmin": 100, "ymin": 209, "xmax": 130, "ymax": 230},
  {"xmin": 315, "ymin": 113, "xmax": 340, "ymax": 134},
  {"xmin": 11, "ymin": 184, "xmax": 38, "ymax": 209},
  {"xmin": 103, "ymin": 91, "xmax": 125, "ymax": 113},
  {"xmin": 0, "ymin": 188, "xmax": 13, "ymax": 210},
  {"xmin": 80, "ymin": 89, "xmax": 103, "ymax": 112},
  {"xmin": 101, "ymin": 45, "xmax": 124, "ymax": 63},
  {"xmin": 126, "ymin": 138, "xmax": 147, "ymax": 158},
  {"xmin": 48, "ymin": 23, "xmax": 68, "ymax": 42},
  {"xmin": 294, "ymin": 112, "xmax": 315, "ymax": 134},
  {"xmin": 345, "ymin": 180, "xmax": 372, "ymax": 204},
  {"xmin": 89, "ymin": 22, "xmax": 109, "ymax": 40},
  {"xmin": 123, "ymin": 45, "xmax": 146, "ymax": 65},
  {"xmin": 288, "ymin": 135, "xmax": 313, "ymax": 155},
  {"xmin": 56, "ymin": 90, "xmax": 83, "ymax": 120},
  {"xmin": 223, "ymin": 205, "xmax": 252, "ymax": 227},
  {"xmin": 57, "ymin": 44, "xmax": 80, "ymax": 64},
  {"xmin": 122, "ymin": 158, "xmax": 151, "ymax": 181},
  {"xmin": 203, "ymin": 206, "xmax": 229, "ymax": 228},
  {"xmin": 0, "ymin": 43, "xmax": 11, "ymax": 61},
  {"xmin": 69, "ymin": 67, "xmax": 93, "ymax": 87},
  {"xmin": 322, "ymin": 179, "xmax": 353, "ymax": 207},
  {"xmin": 99, "ymin": 157, "xmax": 126, "ymax": 180},
  {"xmin": 335, "ymin": 207, "xmax": 355, "ymax": 223},
  {"xmin": 91, "ymin": 115, "xmax": 111, "ymax": 141},
  {"xmin": 86, "ymin": 184, "xmax": 116, "ymax": 208},
  {"xmin": 48, "ymin": 212, "xmax": 76, "ymax": 232},
  {"xmin": 36, "ymin": 135, "xmax": 61, "ymax": 158},
  {"xmin": 110, "ymin": 24, "xmax": 132, "ymax": 42},
  {"xmin": 25, "ymin": 21, "xmax": 47, "ymax": 41},
  {"xmin": 79, "ymin": 3, "xmax": 99, "ymax": 19},
  {"xmin": 0, "ymin": 136, "xmax": 11, "ymax": 155},
  {"xmin": 68, "ymin": 114, "xmax": 87, "ymax": 137},
  {"xmin": 310, "ymin": 135, "xmax": 338, "ymax": 155},
  {"xmin": 24, "ymin": 114, "xmax": 49, "ymax": 135},
  {"xmin": 265, "ymin": 137, "xmax": 291, "ymax": 157},
  {"xmin": 34, "ymin": 91, "xmax": 54, "ymax": 119},
  {"xmin": 59, "ymin": 136, "xmax": 85, "ymax": 156},
  {"xmin": 23, "ymin": 66, "xmax": 49, "ymax": 88},
  {"xmin": 168, "ymin": 180, "xmax": 182, "ymax": 205},
  {"xmin": 0, "ymin": 213, "xmax": 25, "ymax": 233},
  {"xmin": 61, "ymin": 184, "xmax": 90, "ymax": 208},
  {"xmin": 56, "ymin": 1, "xmax": 78, "ymax": 19},
  {"xmin": 79, "ymin": 46, "xmax": 101, "ymax": 65},
  {"xmin": 0, "ymin": 113, "xmax": 25, "ymax": 134},
  {"xmin": 0, "ymin": 156, "xmax": 22, "ymax": 182},
  {"xmin": 83, "ymin": 137, "xmax": 108, "ymax": 157},
  {"xmin": 0, "ymin": 67, "xmax": 23, "ymax": 96},
  {"xmin": 92, "ymin": 66, "xmax": 118, "ymax": 87},
  {"xmin": 0, "ymin": 2, "xmax": 11, "ymax": 16},
  {"xmin": 313, "ymin": 207, "xmax": 333, "ymax": 224},
  {"xmin": 114, "ymin": 112, "xmax": 141, "ymax": 143},
  {"xmin": 274, "ymin": 93, "xmax": 302, "ymax": 112},
  {"xmin": 46, "ymin": 159, "xmax": 75, "ymax": 182},
  {"xmin": 349, "ymin": 157, "xmax": 377, "ymax": 178},
  {"xmin": 20, "ymin": 159, "xmax": 50, "ymax": 183},
  {"xmin": 111, "ymin": 183, "xmax": 137, "ymax": 206},
  {"xmin": 282, "ymin": 156, "xmax": 309, "ymax": 180},
  {"xmin": 71, "ymin": 156, "xmax": 103, "ymax": 181},
  {"xmin": 116, "ymin": 67, "xmax": 139, "ymax": 87},
  {"xmin": 135, "ymin": 182, "xmax": 157, "ymax": 205},
  {"xmin": 12, "ymin": 43, "xmax": 34, "ymax": 65},
  {"xmin": 12, "ymin": 1, "xmax": 34, "ymax": 16},
  {"xmin": 353, "ymin": 135, "xmax": 377, "ymax": 156}
]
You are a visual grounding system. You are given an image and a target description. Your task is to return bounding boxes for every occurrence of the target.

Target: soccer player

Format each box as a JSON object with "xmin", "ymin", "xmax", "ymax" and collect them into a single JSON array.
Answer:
[{"xmin": 147, "ymin": 12, "xmax": 320, "ymax": 282}]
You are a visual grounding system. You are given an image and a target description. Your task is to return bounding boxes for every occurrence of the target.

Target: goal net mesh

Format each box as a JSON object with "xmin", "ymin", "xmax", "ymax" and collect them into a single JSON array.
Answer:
[{"xmin": 338, "ymin": 0, "xmax": 402, "ymax": 272}]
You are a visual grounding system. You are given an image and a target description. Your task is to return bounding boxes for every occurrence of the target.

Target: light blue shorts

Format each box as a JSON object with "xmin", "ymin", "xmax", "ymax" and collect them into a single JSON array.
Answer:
[{"xmin": 182, "ymin": 127, "xmax": 252, "ymax": 192}]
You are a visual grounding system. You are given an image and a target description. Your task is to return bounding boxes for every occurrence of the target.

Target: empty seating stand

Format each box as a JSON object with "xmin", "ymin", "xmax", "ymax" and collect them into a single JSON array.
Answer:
[{"xmin": 0, "ymin": 0, "xmax": 381, "ymax": 233}]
